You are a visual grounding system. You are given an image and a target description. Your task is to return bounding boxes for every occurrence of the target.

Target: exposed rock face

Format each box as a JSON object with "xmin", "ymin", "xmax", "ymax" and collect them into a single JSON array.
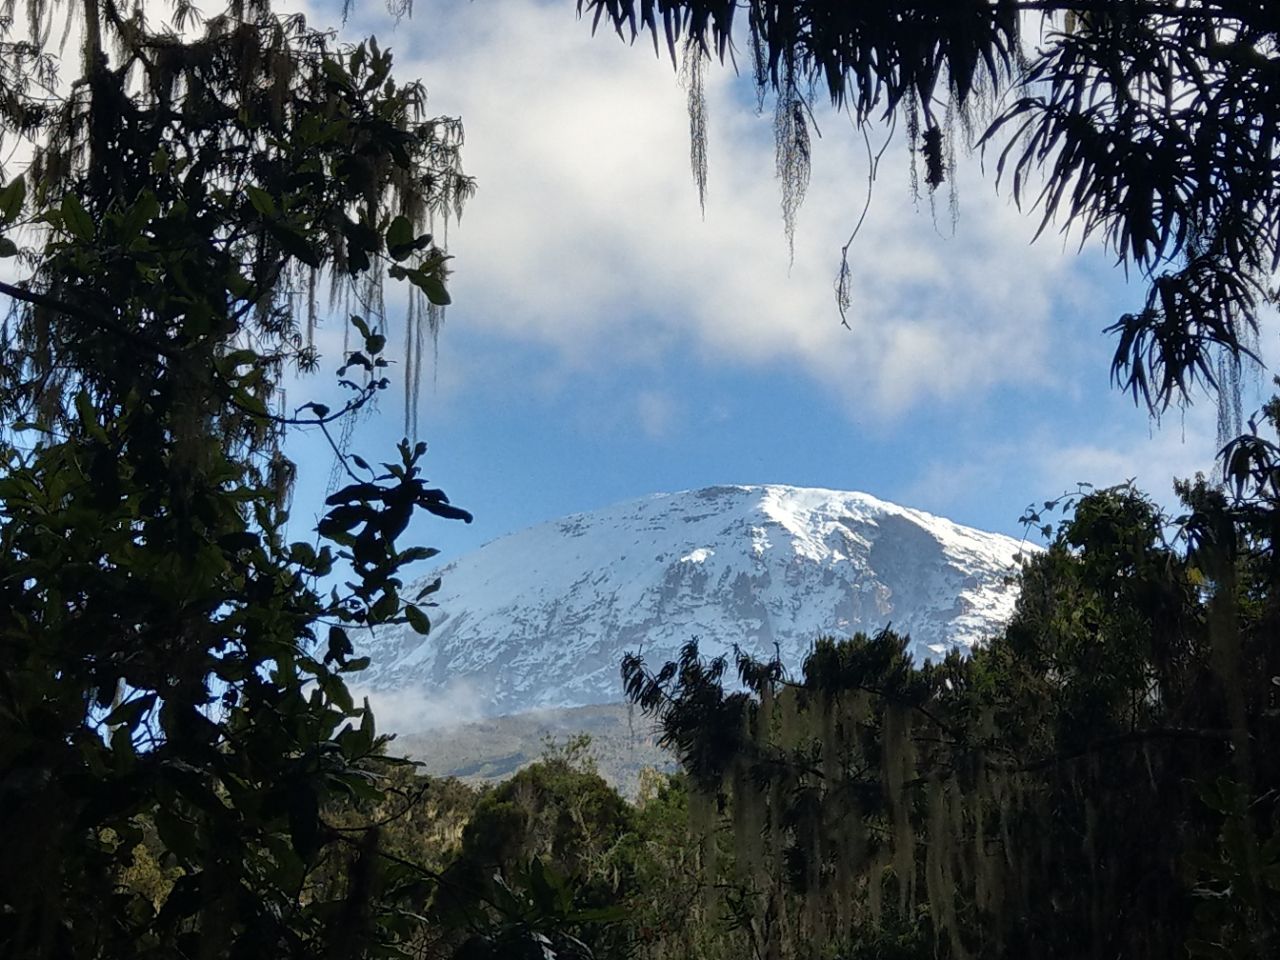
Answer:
[{"xmin": 360, "ymin": 485, "xmax": 1032, "ymax": 722}]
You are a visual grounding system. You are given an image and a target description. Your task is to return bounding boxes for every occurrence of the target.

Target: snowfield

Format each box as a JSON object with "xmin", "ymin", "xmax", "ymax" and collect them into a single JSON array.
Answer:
[{"xmin": 360, "ymin": 485, "xmax": 1035, "ymax": 720}]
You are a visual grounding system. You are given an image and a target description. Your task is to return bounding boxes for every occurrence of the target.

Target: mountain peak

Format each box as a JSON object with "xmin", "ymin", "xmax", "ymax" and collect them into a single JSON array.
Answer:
[{"xmin": 360, "ymin": 485, "xmax": 1032, "ymax": 725}]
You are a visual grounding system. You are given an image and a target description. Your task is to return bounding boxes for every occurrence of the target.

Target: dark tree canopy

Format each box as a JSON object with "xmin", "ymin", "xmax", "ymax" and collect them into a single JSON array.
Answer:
[
  {"xmin": 580, "ymin": 0, "xmax": 1279, "ymax": 422},
  {"xmin": 0, "ymin": 0, "xmax": 483, "ymax": 956},
  {"xmin": 622, "ymin": 471, "xmax": 1280, "ymax": 959}
]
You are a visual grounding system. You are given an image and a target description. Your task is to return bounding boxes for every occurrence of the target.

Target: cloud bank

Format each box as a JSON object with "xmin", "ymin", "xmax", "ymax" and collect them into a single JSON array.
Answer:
[{"xmin": 341, "ymin": 0, "xmax": 1124, "ymax": 421}]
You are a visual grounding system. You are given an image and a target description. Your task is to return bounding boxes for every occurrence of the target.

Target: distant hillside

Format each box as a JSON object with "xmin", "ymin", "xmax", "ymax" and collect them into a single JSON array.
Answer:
[{"xmin": 390, "ymin": 703, "xmax": 676, "ymax": 798}]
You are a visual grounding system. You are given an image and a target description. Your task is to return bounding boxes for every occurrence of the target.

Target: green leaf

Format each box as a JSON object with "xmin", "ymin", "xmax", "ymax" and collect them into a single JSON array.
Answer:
[
  {"xmin": 157, "ymin": 874, "xmax": 203, "ymax": 924},
  {"xmin": 154, "ymin": 807, "xmax": 198, "ymax": 862},
  {"xmin": 399, "ymin": 546, "xmax": 440, "ymax": 564},
  {"xmin": 218, "ymin": 531, "xmax": 261, "ymax": 553},
  {"xmin": 385, "ymin": 215, "xmax": 415, "ymax": 260},
  {"xmin": 267, "ymin": 221, "xmax": 321, "ymax": 268},
  {"xmin": 321, "ymin": 56, "xmax": 352, "ymax": 90},
  {"xmin": 390, "ymin": 262, "xmax": 452, "ymax": 305},
  {"xmin": 246, "ymin": 185, "xmax": 277, "ymax": 218},
  {"xmin": 325, "ymin": 626, "xmax": 353, "ymax": 665},
  {"xmin": 404, "ymin": 604, "xmax": 431, "ymax": 635},
  {"xmin": 105, "ymin": 693, "xmax": 157, "ymax": 730},
  {"xmin": 529, "ymin": 856, "xmax": 556, "ymax": 911},
  {"xmin": 411, "ymin": 267, "xmax": 451, "ymax": 306},
  {"xmin": 120, "ymin": 191, "xmax": 160, "ymax": 242},
  {"xmin": 326, "ymin": 482, "xmax": 381, "ymax": 506},
  {"xmin": 109, "ymin": 724, "xmax": 137, "ymax": 762},
  {"xmin": 226, "ymin": 270, "xmax": 253, "ymax": 298},
  {"xmin": 318, "ymin": 504, "xmax": 368, "ymax": 537},
  {"xmin": 421, "ymin": 498, "xmax": 472, "ymax": 523},
  {"xmin": 74, "ymin": 390, "xmax": 108, "ymax": 442},
  {"xmin": 0, "ymin": 236, "xmax": 17, "ymax": 258},
  {"xmin": 341, "ymin": 351, "xmax": 372, "ymax": 372},
  {"xmin": 370, "ymin": 590, "xmax": 397, "ymax": 623},
  {"xmin": 219, "ymin": 349, "xmax": 259, "ymax": 373},
  {"xmin": 0, "ymin": 175, "xmax": 25, "ymax": 223},
  {"xmin": 60, "ymin": 193, "xmax": 94, "ymax": 241},
  {"xmin": 359, "ymin": 698, "xmax": 376, "ymax": 738},
  {"xmin": 234, "ymin": 390, "xmax": 269, "ymax": 418}
]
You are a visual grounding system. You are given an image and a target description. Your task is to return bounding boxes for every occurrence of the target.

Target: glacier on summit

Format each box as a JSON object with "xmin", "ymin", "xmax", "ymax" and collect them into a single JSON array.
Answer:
[{"xmin": 359, "ymin": 485, "xmax": 1033, "ymax": 721}]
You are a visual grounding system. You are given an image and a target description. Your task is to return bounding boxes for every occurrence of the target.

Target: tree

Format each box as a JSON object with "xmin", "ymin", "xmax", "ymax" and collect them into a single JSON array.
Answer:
[
  {"xmin": 430, "ymin": 742, "xmax": 636, "ymax": 960},
  {"xmin": 0, "ymin": 0, "xmax": 479, "ymax": 956},
  {"xmin": 621, "ymin": 465, "xmax": 1280, "ymax": 958},
  {"xmin": 579, "ymin": 0, "xmax": 1278, "ymax": 425}
]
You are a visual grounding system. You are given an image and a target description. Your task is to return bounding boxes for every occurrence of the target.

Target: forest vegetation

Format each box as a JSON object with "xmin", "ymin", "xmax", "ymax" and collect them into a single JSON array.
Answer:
[{"xmin": 0, "ymin": 0, "xmax": 1278, "ymax": 958}]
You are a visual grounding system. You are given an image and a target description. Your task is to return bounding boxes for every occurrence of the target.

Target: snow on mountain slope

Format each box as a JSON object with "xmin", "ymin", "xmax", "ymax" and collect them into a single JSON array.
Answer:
[{"xmin": 359, "ymin": 485, "xmax": 1033, "ymax": 721}]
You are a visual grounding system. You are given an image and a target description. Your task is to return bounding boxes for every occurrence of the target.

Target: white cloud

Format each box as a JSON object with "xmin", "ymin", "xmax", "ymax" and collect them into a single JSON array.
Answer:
[
  {"xmin": 1039, "ymin": 413, "xmax": 1222, "ymax": 506},
  {"xmin": 892, "ymin": 392, "xmax": 1238, "ymax": 537},
  {"xmin": 325, "ymin": 0, "xmax": 1113, "ymax": 423},
  {"xmin": 284, "ymin": 0, "xmax": 1277, "ymax": 503},
  {"xmin": 349, "ymin": 679, "xmax": 486, "ymax": 734},
  {"xmin": 636, "ymin": 389, "xmax": 676, "ymax": 438}
]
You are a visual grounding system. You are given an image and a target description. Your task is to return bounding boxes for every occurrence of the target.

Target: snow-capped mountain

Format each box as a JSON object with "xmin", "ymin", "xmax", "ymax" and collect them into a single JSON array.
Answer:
[{"xmin": 359, "ymin": 485, "xmax": 1033, "ymax": 720}]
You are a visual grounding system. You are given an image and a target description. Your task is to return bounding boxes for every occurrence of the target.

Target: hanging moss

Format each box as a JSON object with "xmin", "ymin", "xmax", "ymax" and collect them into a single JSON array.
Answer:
[
  {"xmin": 882, "ymin": 703, "xmax": 916, "ymax": 913},
  {"xmin": 730, "ymin": 758, "xmax": 766, "ymax": 892},
  {"xmin": 866, "ymin": 849, "xmax": 885, "ymax": 926},
  {"xmin": 925, "ymin": 774, "xmax": 966, "ymax": 960},
  {"xmin": 773, "ymin": 71, "xmax": 810, "ymax": 265},
  {"xmin": 680, "ymin": 38, "xmax": 709, "ymax": 216},
  {"xmin": 777, "ymin": 686, "xmax": 796, "ymax": 750}
]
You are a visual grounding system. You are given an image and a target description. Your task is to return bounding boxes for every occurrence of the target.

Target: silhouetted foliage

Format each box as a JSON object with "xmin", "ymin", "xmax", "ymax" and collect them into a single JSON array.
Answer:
[
  {"xmin": 623, "ymin": 463, "xmax": 1280, "ymax": 958},
  {"xmin": 0, "ymin": 0, "xmax": 483, "ymax": 957},
  {"xmin": 580, "ymin": 0, "xmax": 1277, "ymax": 419}
]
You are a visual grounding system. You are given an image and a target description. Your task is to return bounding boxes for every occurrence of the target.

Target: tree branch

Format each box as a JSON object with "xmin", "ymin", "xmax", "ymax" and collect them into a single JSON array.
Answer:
[
  {"xmin": 1005, "ymin": 727, "xmax": 1236, "ymax": 775},
  {"xmin": 0, "ymin": 278, "xmax": 177, "ymax": 359}
]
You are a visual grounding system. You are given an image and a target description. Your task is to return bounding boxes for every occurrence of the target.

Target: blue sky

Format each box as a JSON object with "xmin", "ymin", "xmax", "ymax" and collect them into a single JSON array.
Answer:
[{"xmin": 282, "ymin": 0, "xmax": 1277, "ymax": 565}]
